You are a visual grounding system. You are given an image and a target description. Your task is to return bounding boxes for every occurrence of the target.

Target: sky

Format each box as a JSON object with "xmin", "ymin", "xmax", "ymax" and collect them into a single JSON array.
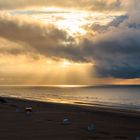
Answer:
[{"xmin": 0, "ymin": 0, "xmax": 140, "ymax": 85}]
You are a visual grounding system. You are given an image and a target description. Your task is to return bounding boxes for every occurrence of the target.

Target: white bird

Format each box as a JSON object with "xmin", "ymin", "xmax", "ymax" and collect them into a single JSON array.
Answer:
[{"xmin": 62, "ymin": 118, "xmax": 70, "ymax": 125}]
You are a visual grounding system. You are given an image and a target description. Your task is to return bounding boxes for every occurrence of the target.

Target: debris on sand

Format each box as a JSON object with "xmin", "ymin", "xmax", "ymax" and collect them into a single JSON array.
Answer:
[{"xmin": 62, "ymin": 118, "xmax": 71, "ymax": 125}]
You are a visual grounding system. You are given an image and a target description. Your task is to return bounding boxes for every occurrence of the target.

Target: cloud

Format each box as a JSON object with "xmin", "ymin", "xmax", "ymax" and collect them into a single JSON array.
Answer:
[
  {"xmin": 83, "ymin": 10, "xmax": 140, "ymax": 79},
  {"xmin": 91, "ymin": 29, "xmax": 140, "ymax": 79},
  {"xmin": 0, "ymin": 37, "xmax": 29, "ymax": 55},
  {"xmin": 0, "ymin": 13, "xmax": 81, "ymax": 60},
  {"xmin": 1, "ymin": 1, "xmax": 140, "ymax": 80},
  {"xmin": 0, "ymin": 0, "xmax": 128, "ymax": 11},
  {"xmin": 91, "ymin": 15, "xmax": 128, "ymax": 32}
]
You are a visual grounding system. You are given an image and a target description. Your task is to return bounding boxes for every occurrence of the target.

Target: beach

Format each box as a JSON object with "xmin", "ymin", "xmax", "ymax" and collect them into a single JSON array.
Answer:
[{"xmin": 0, "ymin": 97, "xmax": 140, "ymax": 140}]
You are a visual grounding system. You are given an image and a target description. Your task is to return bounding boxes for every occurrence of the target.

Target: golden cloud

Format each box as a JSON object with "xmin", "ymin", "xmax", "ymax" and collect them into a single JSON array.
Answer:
[{"xmin": 0, "ymin": 0, "xmax": 131, "ymax": 11}]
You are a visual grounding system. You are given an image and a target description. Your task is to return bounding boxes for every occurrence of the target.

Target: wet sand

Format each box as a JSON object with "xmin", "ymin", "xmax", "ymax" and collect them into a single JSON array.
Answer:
[{"xmin": 0, "ymin": 97, "xmax": 140, "ymax": 140}]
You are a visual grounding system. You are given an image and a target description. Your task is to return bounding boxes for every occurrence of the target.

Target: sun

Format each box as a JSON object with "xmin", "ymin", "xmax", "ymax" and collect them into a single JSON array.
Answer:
[
  {"xmin": 55, "ymin": 12, "xmax": 87, "ymax": 35},
  {"xmin": 61, "ymin": 60, "xmax": 71, "ymax": 68},
  {"xmin": 28, "ymin": 7, "xmax": 89, "ymax": 35}
]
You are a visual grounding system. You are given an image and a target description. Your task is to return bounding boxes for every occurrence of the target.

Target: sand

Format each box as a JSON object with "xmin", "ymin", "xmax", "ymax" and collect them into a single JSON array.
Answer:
[{"xmin": 0, "ymin": 97, "xmax": 140, "ymax": 140}]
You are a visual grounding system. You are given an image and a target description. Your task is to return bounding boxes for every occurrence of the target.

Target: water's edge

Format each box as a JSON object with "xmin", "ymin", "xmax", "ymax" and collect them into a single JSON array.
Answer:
[{"xmin": 0, "ymin": 85, "xmax": 140, "ymax": 112}]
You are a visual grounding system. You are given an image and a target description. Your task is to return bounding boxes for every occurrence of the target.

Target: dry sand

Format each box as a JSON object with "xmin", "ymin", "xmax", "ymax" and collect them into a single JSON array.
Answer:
[{"xmin": 0, "ymin": 97, "xmax": 140, "ymax": 140}]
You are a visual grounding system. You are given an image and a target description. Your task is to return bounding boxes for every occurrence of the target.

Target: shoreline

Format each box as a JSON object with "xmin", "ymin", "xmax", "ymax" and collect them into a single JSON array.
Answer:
[
  {"xmin": 3, "ymin": 96, "xmax": 140, "ymax": 118},
  {"xmin": 0, "ymin": 97, "xmax": 140, "ymax": 140}
]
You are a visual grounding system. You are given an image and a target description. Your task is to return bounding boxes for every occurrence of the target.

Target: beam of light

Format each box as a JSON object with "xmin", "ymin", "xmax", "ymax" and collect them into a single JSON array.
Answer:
[{"xmin": 0, "ymin": 54, "xmax": 93, "ymax": 85}]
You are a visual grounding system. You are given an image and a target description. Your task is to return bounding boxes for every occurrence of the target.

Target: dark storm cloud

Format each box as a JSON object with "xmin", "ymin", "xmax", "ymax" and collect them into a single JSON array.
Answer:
[
  {"xmin": 83, "ymin": 12, "xmax": 140, "ymax": 79},
  {"xmin": 95, "ymin": 65, "xmax": 140, "ymax": 79}
]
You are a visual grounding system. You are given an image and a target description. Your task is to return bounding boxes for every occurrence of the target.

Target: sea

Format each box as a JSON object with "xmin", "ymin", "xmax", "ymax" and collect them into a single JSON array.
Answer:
[{"xmin": 0, "ymin": 85, "xmax": 140, "ymax": 111}]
